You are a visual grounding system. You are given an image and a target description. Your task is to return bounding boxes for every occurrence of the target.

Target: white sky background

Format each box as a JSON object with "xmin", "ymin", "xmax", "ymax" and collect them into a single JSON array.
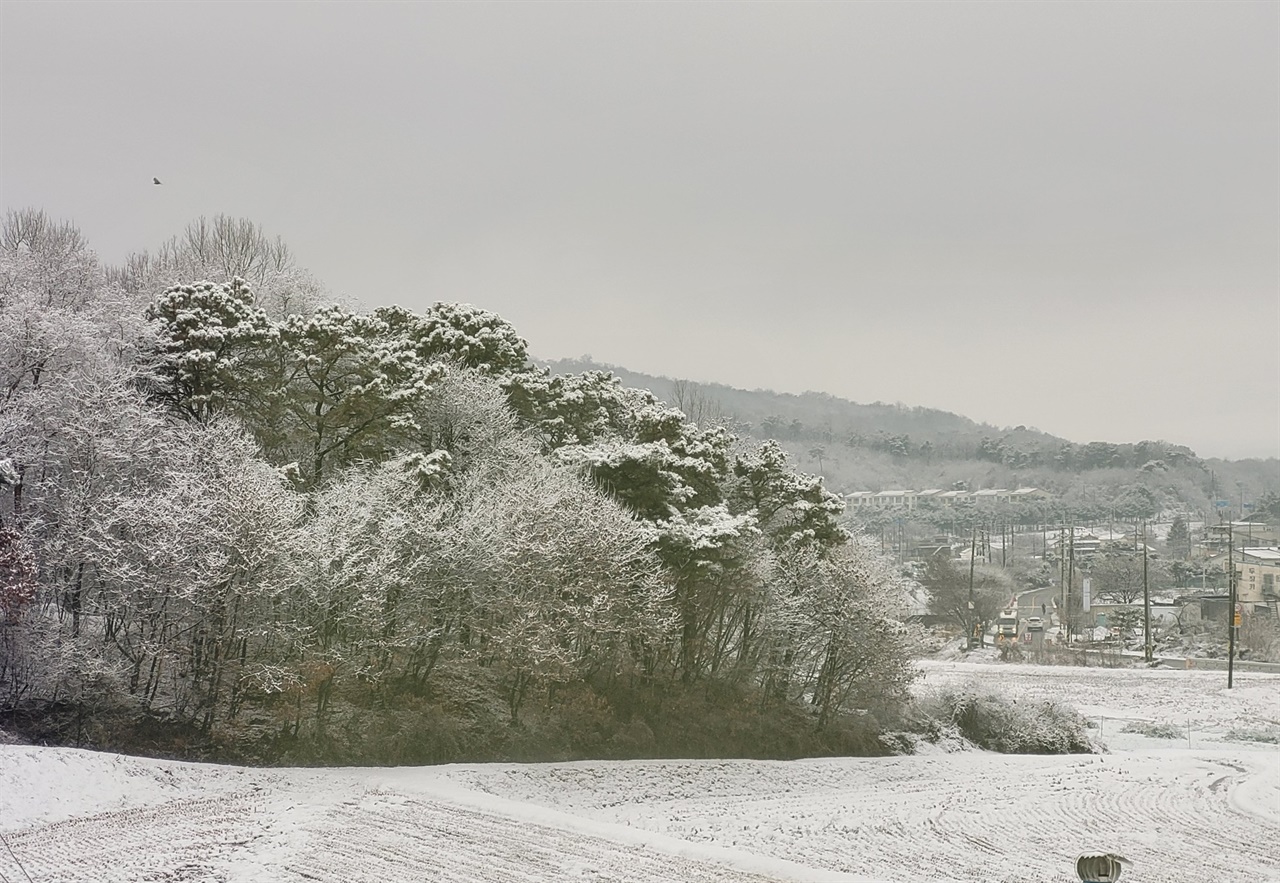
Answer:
[{"xmin": 1, "ymin": 1, "xmax": 1277, "ymax": 460}]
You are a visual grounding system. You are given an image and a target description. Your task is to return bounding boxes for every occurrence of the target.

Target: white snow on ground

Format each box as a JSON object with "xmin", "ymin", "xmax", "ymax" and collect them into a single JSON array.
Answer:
[
  {"xmin": 915, "ymin": 659, "xmax": 1280, "ymax": 748},
  {"xmin": 1, "ymin": 661, "xmax": 1277, "ymax": 883}
]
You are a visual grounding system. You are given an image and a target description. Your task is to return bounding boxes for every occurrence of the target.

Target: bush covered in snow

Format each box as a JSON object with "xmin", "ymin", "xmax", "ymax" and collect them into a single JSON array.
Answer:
[
  {"xmin": 1225, "ymin": 726, "xmax": 1280, "ymax": 745},
  {"xmin": 907, "ymin": 685, "xmax": 1094, "ymax": 755},
  {"xmin": 1120, "ymin": 720, "xmax": 1183, "ymax": 739},
  {"xmin": 1239, "ymin": 615, "xmax": 1280, "ymax": 663},
  {"xmin": 1156, "ymin": 621, "xmax": 1229, "ymax": 659}
]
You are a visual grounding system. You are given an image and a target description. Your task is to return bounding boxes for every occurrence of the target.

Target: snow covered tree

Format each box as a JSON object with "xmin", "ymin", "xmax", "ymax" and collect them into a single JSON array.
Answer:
[
  {"xmin": 1, "ymin": 209, "xmax": 101, "ymax": 310},
  {"xmin": 921, "ymin": 551, "xmax": 1012, "ymax": 636},
  {"xmin": 505, "ymin": 369, "xmax": 645, "ymax": 450},
  {"xmin": 729, "ymin": 440, "xmax": 847, "ymax": 552},
  {"xmin": 0, "ymin": 213, "xmax": 932, "ymax": 760},
  {"xmin": 122, "ymin": 215, "xmax": 288, "ymax": 294},
  {"xmin": 1167, "ymin": 515, "xmax": 1189, "ymax": 557},
  {"xmin": 773, "ymin": 539, "xmax": 916, "ymax": 726},
  {"xmin": 0, "ymin": 526, "xmax": 36, "ymax": 622},
  {"xmin": 455, "ymin": 456, "xmax": 670, "ymax": 721},
  {"xmin": 1088, "ymin": 550, "xmax": 1166, "ymax": 605},
  {"xmin": 268, "ymin": 453, "xmax": 457, "ymax": 731},
  {"xmin": 413, "ymin": 368, "xmax": 524, "ymax": 474},
  {"xmin": 651, "ymin": 504, "xmax": 763, "ymax": 681},
  {"xmin": 1111, "ymin": 484, "xmax": 1160, "ymax": 520},
  {"xmin": 145, "ymin": 278, "xmax": 274, "ymax": 422},
  {"xmin": 90, "ymin": 420, "xmax": 299, "ymax": 728},
  {"xmin": 0, "ymin": 370, "xmax": 177, "ymax": 719},
  {"xmin": 378, "ymin": 302, "xmax": 530, "ymax": 377},
  {"xmin": 0, "ymin": 214, "xmax": 145, "ymax": 410},
  {"xmin": 555, "ymin": 403, "xmax": 731, "ymax": 523},
  {"xmin": 268, "ymin": 305, "xmax": 444, "ymax": 487},
  {"xmin": 117, "ymin": 216, "xmax": 333, "ymax": 323},
  {"xmin": 272, "ymin": 445, "xmax": 668, "ymax": 731}
]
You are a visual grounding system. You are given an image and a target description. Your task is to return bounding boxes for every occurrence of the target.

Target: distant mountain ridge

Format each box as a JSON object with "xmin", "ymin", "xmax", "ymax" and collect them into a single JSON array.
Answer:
[
  {"xmin": 537, "ymin": 356, "xmax": 1276, "ymax": 516},
  {"xmin": 541, "ymin": 356, "xmax": 1073, "ymax": 451}
]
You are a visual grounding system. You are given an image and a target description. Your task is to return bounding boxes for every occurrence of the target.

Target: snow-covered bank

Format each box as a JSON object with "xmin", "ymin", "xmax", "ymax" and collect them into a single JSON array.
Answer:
[
  {"xmin": 915, "ymin": 659, "xmax": 1280, "ymax": 748},
  {"xmin": 1, "ymin": 662, "xmax": 1277, "ymax": 883}
]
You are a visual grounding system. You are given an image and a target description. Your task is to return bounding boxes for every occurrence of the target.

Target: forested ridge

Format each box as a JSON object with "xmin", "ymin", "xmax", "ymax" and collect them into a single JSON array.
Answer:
[
  {"xmin": 0, "ymin": 212, "xmax": 917, "ymax": 763},
  {"xmin": 544, "ymin": 358, "xmax": 1278, "ymax": 526}
]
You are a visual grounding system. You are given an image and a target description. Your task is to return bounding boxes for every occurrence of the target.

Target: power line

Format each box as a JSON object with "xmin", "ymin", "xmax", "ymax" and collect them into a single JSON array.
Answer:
[{"xmin": 0, "ymin": 833, "xmax": 33, "ymax": 883}]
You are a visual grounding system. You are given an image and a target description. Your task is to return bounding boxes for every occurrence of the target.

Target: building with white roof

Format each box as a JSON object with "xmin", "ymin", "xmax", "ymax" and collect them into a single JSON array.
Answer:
[
  {"xmin": 842, "ymin": 487, "xmax": 1051, "ymax": 511},
  {"xmin": 1236, "ymin": 547, "xmax": 1280, "ymax": 605}
]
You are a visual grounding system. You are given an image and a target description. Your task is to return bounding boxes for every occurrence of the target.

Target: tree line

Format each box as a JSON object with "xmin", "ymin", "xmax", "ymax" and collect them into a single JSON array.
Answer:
[{"xmin": 0, "ymin": 212, "xmax": 916, "ymax": 762}]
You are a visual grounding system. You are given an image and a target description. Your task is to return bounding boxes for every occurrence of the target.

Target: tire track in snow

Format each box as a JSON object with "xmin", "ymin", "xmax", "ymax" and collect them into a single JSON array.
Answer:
[
  {"xmin": 278, "ymin": 788, "xmax": 791, "ymax": 883},
  {"xmin": 448, "ymin": 751, "xmax": 1280, "ymax": 883},
  {"xmin": 0, "ymin": 790, "xmax": 264, "ymax": 883}
]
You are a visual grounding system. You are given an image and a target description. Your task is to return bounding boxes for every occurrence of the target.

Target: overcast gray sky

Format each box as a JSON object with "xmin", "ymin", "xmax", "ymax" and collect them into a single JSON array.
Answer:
[{"xmin": 2, "ymin": 1, "xmax": 1276, "ymax": 460}]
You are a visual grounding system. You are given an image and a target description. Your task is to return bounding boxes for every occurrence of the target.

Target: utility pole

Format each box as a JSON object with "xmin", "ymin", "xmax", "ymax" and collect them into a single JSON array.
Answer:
[
  {"xmin": 1227, "ymin": 520, "xmax": 1237, "ymax": 689},
  {"xmin": 1142, "ymin": 519, "xmax": 1152, "ymax": 663},
  {"xmin": 968, "ymin": 527, "xmax": 978, "ymax": 649},
  {"xmin": 1067, "ymin": 527, "xmax": 1076, "ymax": 644},
  {"xmin": 1058, "ymin": 526, "xmax": 1067, "ymax": 631}
]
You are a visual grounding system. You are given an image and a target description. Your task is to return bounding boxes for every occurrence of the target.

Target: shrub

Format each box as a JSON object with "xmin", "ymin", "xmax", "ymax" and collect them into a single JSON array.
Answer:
[
  {"xmin": 1119, "ymin": 720, "xmax": 1182, "ymax": 739},
  {"xmin": 910, "ymin": 685, "xmax": 1094, "ymax": 754},
  {"xmin": 1226, "ymin": 726, "xmax": 1280, "ymax": 745},
  {"xmin": 1240, "ymin": 616, "xmax": 1280, "ymax": 663}
]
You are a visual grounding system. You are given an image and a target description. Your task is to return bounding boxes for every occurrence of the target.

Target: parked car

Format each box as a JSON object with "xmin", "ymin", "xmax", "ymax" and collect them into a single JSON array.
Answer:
[{"xmin": 1026, "ymin": 616, "xmax": 1044, "ymax": 631}]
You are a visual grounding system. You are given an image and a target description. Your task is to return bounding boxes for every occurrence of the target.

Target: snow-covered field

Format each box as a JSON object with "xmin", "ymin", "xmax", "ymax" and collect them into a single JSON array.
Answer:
[{"xmin": 1, "ymin": 661, "xmax": 1277, "ymax": 883}]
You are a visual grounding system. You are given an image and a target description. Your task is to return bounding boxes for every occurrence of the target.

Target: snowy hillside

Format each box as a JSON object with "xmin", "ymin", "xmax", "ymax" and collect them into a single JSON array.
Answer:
[{"xmin": 1, "ymin": 662, "xmax": 1277, "ymax": 883}]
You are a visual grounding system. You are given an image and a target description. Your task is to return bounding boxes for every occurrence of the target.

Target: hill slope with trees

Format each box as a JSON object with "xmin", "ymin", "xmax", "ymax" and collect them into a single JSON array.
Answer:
[
  {"xmin": 541, "ymin": 358, "xmax": 1278, "ymax": 529},
  {"xmin": 0, "ymin": 211, "xmax": 917, "ymax": 764}
]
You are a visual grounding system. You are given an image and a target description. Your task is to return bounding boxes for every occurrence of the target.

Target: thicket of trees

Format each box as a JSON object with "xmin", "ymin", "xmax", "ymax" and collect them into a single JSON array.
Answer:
[
  {"xmin": 0, "ymin": 211, "xmax": 917, "ymax": 763},
  {"xmin": 918, "ymin": 553, "xmax": 1018, "ymax": 639}
]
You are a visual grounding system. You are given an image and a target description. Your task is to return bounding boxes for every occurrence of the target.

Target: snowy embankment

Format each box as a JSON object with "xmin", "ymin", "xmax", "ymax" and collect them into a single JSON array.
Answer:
[{"xmin": 2, "ymin": 662, "xmax": 1277, "ymax": 883}]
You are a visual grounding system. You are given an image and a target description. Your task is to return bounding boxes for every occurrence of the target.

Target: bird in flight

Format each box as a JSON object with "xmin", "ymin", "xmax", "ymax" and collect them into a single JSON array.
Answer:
[{"xmin": 153, "ymin": 177, "xmax": 162, "ymax": 185}]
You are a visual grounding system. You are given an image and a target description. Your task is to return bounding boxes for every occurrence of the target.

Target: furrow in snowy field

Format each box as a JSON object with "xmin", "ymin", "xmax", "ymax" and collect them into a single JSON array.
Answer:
[
  {"xmin": 1, "ymin": 662, "xmax": 1277, "ymax": 883},
  {"xmin": 439, "ymin": 750, "xmax": 1280, "ymax": 883}
]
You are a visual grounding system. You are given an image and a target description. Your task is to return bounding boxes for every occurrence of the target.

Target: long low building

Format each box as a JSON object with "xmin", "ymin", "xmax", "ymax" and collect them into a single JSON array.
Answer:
[{"xmin": 844, "ymin": 487, "xmax": 1051, "ymax": 510}]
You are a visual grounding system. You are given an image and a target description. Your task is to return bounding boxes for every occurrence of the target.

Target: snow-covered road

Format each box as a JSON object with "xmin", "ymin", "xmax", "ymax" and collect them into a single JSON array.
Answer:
[{"xmin": 1, "ymin": 661, "xmax": 1276, "ymax": 883}]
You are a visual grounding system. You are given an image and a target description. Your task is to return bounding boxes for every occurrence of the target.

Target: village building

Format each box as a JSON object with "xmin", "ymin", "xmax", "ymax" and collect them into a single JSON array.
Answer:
[
  {"xmin": 1236, "ymin": 547, "xmax": 1280, "ymax": 607},
  {"xmin": 841, "ymin": 487, "xmax": 1049, "ymax": 510}
]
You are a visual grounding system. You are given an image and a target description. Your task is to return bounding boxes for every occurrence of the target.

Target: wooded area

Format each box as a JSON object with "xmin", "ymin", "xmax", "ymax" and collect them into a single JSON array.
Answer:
[{"xmin": 0, "ymin": 212, "xmax": 917, "ymax": 763}]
